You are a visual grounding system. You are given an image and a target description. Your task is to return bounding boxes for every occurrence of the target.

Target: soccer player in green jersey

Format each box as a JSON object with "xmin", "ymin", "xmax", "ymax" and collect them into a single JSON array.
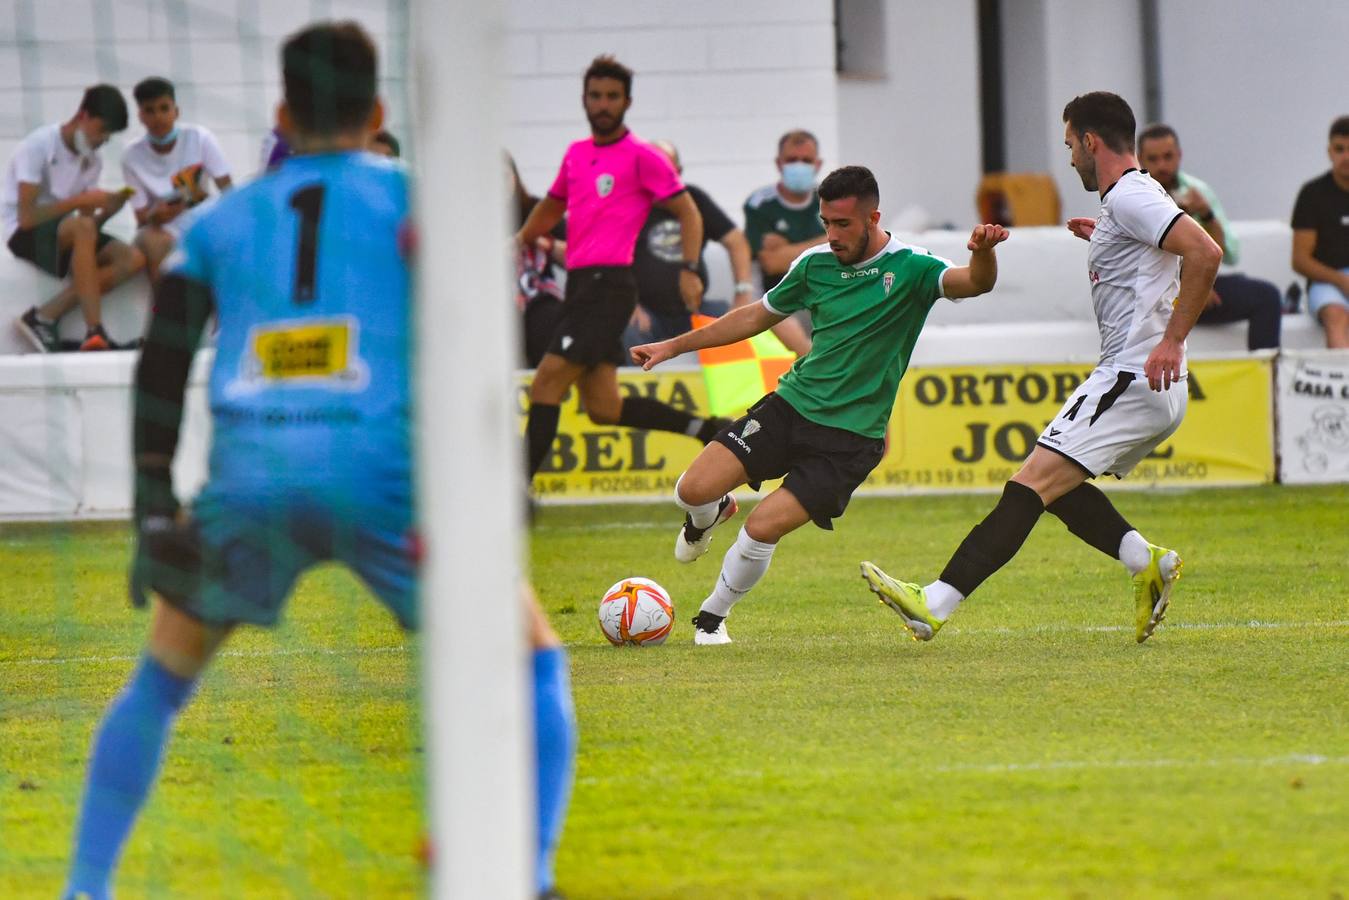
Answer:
[{"xmin": 631, "ymin": 165, "xmax": 1009, "ymax": 644}]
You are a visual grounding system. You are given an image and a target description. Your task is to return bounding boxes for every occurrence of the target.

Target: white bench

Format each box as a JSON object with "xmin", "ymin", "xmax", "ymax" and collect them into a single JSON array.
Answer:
[{"xmin": 0, "ymin": 219, "xmax": 1324, "ymax": 360}]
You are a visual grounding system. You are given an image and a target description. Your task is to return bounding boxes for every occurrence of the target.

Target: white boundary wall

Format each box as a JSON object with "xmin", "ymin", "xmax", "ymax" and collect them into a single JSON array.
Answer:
[{"xmin": 4, "ymin": 344, "xmax": 1347, "ymax": 523}]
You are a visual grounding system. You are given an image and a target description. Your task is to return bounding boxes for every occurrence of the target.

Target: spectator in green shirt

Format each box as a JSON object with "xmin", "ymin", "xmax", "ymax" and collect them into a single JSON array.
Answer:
[{"xmin": 1138, "ymin": 123, "xmax": 1281, "ymax": 350}]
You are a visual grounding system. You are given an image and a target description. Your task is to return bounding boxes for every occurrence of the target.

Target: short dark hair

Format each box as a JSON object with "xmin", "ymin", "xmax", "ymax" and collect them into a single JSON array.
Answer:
[
  {"xmin": 583, "ymin": 55, "xmax": 632, "ymax": 97},
  {"xmin": 1330, "ymin": 116, "xmax": 1349, "ymax": 140},
  {"xmin": 78, "ymin": 84, "xmax": 128, "ymax": 132},
  {"xmin": 778, "ymin": 129, "xmax": 819, "ymax": 156},
  {"xmin": 1063, "ymin": 91, "xmax": 1137, "ymax": 154},
  {"xmin": 133, "ymin": 77, "xmax": 175, "ymax": 106},
  {"xmin": 818, "ymin": 165, "xmax": 879, "ymax": 207},
  {"xmin": 1137, "ymin": 122, "xmax": 1179, "ymax": 152},
  {"xmin": 283, "ymin": 21, "xmax": 378, "ymax": 135},
  {"xmin": 373, "ymin": 129, "xmax": 400, "ymax": 156}
]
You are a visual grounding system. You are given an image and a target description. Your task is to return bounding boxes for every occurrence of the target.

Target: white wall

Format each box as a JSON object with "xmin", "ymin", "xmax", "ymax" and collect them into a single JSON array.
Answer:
[
  {"xmin": 504, "ymin": 0, "xmax": 838, "ymax": 232},
  {"xmin": 835, "ymin": 0, "xmax": 982, "ymax": 230},
  {"xmin": 1158, "ymin": 1, "xmax": 1349, "ymax": 221}
]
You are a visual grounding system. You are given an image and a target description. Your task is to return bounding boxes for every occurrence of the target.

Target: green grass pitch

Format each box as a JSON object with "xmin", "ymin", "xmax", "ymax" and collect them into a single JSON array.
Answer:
[{"xmin": 3, "ymin": 485, "xmax": 1347, "ymax": 898}]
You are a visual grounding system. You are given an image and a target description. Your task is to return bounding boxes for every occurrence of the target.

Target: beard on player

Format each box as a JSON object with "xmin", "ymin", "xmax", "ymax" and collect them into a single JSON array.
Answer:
[{"xmin": 830, "ymin": 230, "xmax": 870, "ymax": 265}]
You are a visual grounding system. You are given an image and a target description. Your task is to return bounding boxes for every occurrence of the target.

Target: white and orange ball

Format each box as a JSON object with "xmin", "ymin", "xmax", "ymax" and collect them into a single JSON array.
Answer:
[{"xmin": 598, "ymin": 577, "xmax": 674, "ymax": 646}]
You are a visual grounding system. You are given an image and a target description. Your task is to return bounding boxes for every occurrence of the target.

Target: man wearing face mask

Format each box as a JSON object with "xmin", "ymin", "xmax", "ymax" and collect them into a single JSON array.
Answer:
[
  {"xmin": 6, "ymin": 84, "xmax": 145, "ymax": 352},
  {"xmin": 744, "ymin": 130, "xmax": 827, "ymax": 292},
  {"xmin": 122, "ymin": 77, "xmax": 234, "ymax": 282}
]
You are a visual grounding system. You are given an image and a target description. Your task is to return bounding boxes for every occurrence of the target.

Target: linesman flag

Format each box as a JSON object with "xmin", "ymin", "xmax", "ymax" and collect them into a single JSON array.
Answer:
[{"xmin": 692, "ymin": 313, "xmax": 796, "ymax": 418}]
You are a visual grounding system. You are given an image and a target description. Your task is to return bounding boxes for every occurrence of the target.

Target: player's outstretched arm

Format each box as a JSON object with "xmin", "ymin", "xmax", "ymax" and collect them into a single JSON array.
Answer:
[
  {"xmin": 941, "ymin": 224, "xmax": 1010, "ymax": 299},
  {"xmin": 630, "ymin": 301, "xmax": 785, "ymax": 370},
  {"xmin": 1146, "ymin": 214, "xmax": 1222, "ymax": 390}
]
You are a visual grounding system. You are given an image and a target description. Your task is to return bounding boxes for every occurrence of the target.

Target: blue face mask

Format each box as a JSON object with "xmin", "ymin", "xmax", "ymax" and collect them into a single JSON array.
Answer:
[
  {"xmin": 781, "ymin": 160, "xmax": 817, "ymax": 193},
  {"xmin": 149, "ymin": 127, "xmax": 179, "ymax": 147}
]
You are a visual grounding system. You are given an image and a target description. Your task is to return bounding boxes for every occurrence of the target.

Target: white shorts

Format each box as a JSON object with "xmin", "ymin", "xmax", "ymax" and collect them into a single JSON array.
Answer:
[{"xmin": 1036, "ymin": 366, "xmax": 1187, "ymax": 478}]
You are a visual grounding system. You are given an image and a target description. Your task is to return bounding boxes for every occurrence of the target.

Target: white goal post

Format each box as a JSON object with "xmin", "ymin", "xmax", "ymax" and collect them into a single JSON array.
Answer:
[{"xmin": 412, "ymin": 1, "xmax": 531, "ymax": 897}]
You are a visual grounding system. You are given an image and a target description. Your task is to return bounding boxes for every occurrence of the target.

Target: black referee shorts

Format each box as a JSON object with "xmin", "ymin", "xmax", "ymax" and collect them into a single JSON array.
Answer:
[
  {"xmin": 715, "ymin": 393, "xmax": 885, "ymax": 530},
  {"xmin": 546, "ymin": 265, "xmax": 637, "ymax": 367}
]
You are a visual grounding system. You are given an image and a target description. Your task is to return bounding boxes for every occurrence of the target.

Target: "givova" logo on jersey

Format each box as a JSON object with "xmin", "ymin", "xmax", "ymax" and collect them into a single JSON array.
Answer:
[{"xmin": 840, "ymin": 267, "xmax": 879, "ymax": 279}]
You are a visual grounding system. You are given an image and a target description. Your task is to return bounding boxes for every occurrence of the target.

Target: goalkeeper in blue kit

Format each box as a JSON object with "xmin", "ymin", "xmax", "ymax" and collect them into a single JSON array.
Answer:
[{"xmin": 64, "ymin": 22, "xmax": 575, "ymax": 899}]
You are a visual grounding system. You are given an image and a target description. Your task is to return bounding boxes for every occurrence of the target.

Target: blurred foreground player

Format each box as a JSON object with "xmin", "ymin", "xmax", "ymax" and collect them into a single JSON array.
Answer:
[{"xmin": 63, "ymin": 22, "xmax": 575, "ymax": 899}]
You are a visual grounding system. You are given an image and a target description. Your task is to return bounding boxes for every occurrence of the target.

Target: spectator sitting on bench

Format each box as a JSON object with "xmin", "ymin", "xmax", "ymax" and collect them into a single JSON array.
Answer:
[
  {"xmin": 5, "ymin": 84, "xmax": 145, "ymax": 352},
  {"xmin": 1138, "ymin": 122, "xmax": 1281, "ymax": 350},
  {"xmin": 1291, "ymin": 115, "xmax": 1349, "ymax": 349},
  {"xmin": 122, "ymin": 77, "xmax": 233, "ymax": 282}
]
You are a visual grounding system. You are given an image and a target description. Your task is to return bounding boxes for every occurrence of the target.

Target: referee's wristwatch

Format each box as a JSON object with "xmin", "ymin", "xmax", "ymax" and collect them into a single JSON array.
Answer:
[{"xmin": 680, "ymin": 260, "xmax": 700, "ymax": 274}]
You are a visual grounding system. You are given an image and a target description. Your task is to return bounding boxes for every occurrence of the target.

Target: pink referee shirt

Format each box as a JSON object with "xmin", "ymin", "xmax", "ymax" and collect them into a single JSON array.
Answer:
[{"xmin": 547, "ymin": 131, "xmax": 685, "ymax": 269}]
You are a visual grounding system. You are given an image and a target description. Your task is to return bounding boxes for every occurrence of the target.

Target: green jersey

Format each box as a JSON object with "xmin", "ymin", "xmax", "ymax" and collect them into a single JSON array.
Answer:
[
  {"xmin": 743, "ymin": 184, "xmax": 826, "ymax": 289},
  {"xmin": 763, "ymin": 235, "xmax": 952, "ymax": 438}
]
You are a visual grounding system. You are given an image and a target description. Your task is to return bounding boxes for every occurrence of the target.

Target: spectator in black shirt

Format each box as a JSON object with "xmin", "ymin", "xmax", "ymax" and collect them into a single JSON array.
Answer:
[
  {"xmin": 1292, "ymin": 115, "xmax": 1349, "ymax": 348},
  {"xmin": 627, "ymin": 140, "xmax": 754, "ymax": 348}
]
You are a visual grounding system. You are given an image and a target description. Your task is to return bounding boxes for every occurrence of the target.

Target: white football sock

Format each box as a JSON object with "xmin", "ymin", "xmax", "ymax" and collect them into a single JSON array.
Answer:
[
  {"xmin": 1118, "ymin": 529, "xmax": 1152, "ymax": 575},
  {"xmin": 700, "ymin": 526, "xmax": 776, "ymax": 618},
  {"xmin": 675, "ymin": 474, "xmax": 721, "ymax": 529},
  {"xmin": 923, "ymin": 580, "xmax": 964, "ymax": 621}
]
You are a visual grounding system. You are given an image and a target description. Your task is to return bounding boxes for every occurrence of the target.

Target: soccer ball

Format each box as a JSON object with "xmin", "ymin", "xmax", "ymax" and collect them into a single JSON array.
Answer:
[{"xmin": 598, "ymin": 577, "xmax": 675, "ymax": 646}]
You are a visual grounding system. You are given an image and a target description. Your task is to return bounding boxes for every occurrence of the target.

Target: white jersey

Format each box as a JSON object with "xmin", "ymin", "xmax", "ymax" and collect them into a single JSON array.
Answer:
[
  {"xmin": 121, "ymin": 123, "xmax": 231, "ymax": 212},
  {"xmin": 1, "ymin": 123, "xmax": 102, "ymax": 241},
  {"xmin": 1087, "ymin": 169, "xmax": 1186, "ymax": 374}
]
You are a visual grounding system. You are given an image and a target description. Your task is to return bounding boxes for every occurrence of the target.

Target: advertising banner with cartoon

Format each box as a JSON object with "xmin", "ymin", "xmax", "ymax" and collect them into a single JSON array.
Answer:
[
  {"xmin": 521, "ymin": 356, "xmax": 1274, "ymax": 502},
  {"xmin": 1277, "ymin": 350, "xmax": 1349, "ymax": 484}
]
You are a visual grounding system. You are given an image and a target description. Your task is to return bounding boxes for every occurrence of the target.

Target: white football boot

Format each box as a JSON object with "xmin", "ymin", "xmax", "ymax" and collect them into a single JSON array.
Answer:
[{"xmin": 674, "ymin": 494, "xmax": 738, "ymax": 563}]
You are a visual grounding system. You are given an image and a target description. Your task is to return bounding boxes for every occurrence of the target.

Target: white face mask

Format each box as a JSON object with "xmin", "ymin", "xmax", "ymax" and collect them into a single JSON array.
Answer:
[
  {"xmin": 781, "ymin": 160, "xmax": 817, "ymax": 193},
  {"xmin": 72, "ymin": 127, "xmax": 94, "ymax": 159}
]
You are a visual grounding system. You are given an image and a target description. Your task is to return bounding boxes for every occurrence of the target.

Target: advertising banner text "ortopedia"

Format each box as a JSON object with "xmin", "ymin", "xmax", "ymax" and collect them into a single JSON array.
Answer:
[{"xmin": 521, "ymin": 357, "xmax": 1273, "ymax": 502}]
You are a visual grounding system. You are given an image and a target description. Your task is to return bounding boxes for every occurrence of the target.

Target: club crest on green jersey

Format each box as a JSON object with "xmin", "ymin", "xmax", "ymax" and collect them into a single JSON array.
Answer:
[{"xmin": 883, "ymin": 271, "xmax": 895, "ymax": 292}]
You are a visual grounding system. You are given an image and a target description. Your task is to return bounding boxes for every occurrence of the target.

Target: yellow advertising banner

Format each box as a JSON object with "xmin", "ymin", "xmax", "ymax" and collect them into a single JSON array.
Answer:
[{"xmin": 521, "ymin": 357, "xmax": 1273, "ymax": 501}]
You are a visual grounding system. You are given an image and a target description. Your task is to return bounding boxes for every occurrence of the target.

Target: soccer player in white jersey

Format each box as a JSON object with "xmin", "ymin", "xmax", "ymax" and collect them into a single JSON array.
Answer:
[
  {"xmin": 632, "ymin": 165, "xmax": 1009, "ymax": 645},
  {"xmin": 860, "ymin": 91, "xmax": 1222, "ymax": 644}
]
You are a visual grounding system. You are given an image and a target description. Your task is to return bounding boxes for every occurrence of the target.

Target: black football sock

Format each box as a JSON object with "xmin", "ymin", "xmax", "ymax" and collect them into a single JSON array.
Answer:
[
  {"xmin": 617, "ymin": 396, "xmax": 698, "ymax": 435},
  {"xmin": 938, "ymin": 480, "xmax": 1045, "ymax": 597},
  {"xmin": 1045, "ymin": 482, "xmax": 1133, "ymax": 559},
  {"xmin": 526, "ymin": 402, "xmax": 561, "ymax": 477}
]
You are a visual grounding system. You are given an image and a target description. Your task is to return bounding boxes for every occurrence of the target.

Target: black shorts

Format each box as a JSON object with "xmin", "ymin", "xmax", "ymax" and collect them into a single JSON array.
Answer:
[
  {"xmin": 715, "ymin": 392, "xmax": 885, "ymax": 530},
  {"xmin": 7, "ymin": 214, "xmax": 115, "ymax": 278},
  {"xmin": 547, "ymin": 265, "xmax": 637, "ymax": 367}
]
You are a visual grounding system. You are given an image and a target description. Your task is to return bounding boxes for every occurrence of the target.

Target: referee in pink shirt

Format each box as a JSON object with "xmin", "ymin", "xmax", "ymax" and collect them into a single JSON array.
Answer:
[{"xmin": 516, "ymin": 55, "xmax": 730, "ymax": 481}]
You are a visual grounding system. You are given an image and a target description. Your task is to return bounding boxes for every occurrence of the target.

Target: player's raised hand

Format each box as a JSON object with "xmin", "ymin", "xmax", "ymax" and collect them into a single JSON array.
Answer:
[
  {"xmin": 967, "ymin": 223, "xmax": 1009, "ymax": 251},
  {"xmin": 1067, "ymin": 217, "xmax": 1096, "ymax": 241},
  {"xmin": 631, "ymin": 339, "xmax": 678, "ymax": 371},
  {"xmin": 1144, "ymin": 337, "xmax": 1185, "ymax": 392}
]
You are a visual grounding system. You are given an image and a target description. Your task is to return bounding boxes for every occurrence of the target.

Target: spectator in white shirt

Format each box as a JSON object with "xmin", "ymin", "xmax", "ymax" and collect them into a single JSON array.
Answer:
[
  {"xmin": 6, "ymin": 84, "xmax": 145, "ymax": 352},
  {"xmin": 122, "ymin": 77, "xmax": 233, "ymax": 281}
]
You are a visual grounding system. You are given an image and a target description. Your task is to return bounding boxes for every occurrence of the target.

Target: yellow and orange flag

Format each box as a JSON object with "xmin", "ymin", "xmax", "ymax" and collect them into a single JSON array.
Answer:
[{"xmin": 691, "ymin": 313, "xmax": 796, "ymax": 418}]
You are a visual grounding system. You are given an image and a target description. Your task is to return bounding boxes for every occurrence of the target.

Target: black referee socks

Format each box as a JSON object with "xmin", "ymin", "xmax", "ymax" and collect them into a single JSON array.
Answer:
[
  {"xmin": 617, "ymin": 396, "xmax": 698, "ymax": 435},
  {"xmin": 939, "ymin": 480, "xmax": 1045, "ymax": 597},
  {"xmin": 526, "ymin": 402, "xmax": 561, "ymax": 477}
]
